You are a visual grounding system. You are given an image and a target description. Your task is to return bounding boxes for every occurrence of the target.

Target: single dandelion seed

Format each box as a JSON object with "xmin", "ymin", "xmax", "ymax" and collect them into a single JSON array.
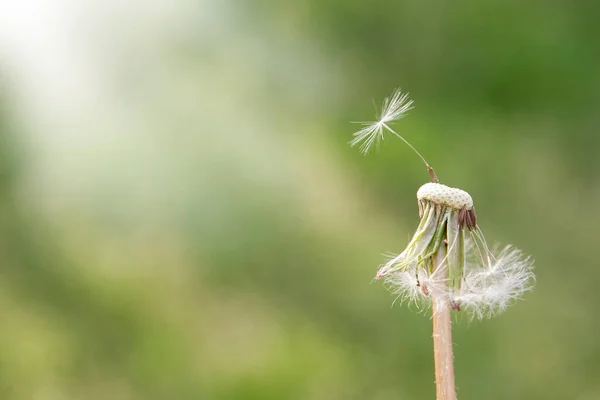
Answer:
[
  {"xmin": 349, "ymin": 88, "xmax": 536, "ymax": 400},
  {"xmin": 349, "ymin": 88, "xmax": 438, "ymax": 182}
]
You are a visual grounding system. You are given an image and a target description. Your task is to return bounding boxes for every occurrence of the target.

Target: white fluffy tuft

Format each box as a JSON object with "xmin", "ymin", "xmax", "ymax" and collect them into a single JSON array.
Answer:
[
  {"xmin": 349, "ymin": 88, "xmax": 413, "ymax": 154},
  {"xmin": 381, "ymin": 226, "xmax": 535, "ymax": 320},
  {"xmin": 452, "ymin": 246, "xmax": 535, "ymax": 319}
]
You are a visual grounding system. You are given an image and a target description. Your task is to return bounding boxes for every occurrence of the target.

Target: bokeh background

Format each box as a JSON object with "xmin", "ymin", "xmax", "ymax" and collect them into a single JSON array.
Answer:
[{"xmin": 1, "ymin": 1, "xmax": 599, "ymax": 399}]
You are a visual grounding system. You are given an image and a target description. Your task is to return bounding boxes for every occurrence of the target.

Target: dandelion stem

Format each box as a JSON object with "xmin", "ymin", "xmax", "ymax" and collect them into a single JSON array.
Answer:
[{"xmin": 432, "ymin": 246, "xmax": 457, "ymax": 400}]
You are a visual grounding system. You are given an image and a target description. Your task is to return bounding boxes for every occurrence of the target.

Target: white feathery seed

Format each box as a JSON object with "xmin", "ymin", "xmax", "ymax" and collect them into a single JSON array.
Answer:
[{"xmin": 349, "ymin": 88, "xmax": 414, "ymax": 155}]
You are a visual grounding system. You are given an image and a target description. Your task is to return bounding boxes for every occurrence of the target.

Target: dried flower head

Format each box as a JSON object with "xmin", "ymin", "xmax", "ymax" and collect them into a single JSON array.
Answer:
[
  {"xmin": 378, "ymin": 183, "xmax": 535, "ymax": 319},
  {"xmin": 350, "ymin": 88, "xmax": 535, "ymax": 320}
]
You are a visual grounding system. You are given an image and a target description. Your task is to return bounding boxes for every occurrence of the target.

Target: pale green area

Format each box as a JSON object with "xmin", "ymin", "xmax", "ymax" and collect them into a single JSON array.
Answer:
[{"xmin": 0, "ymin": 1, "xmax": 599, "ymax": 399}]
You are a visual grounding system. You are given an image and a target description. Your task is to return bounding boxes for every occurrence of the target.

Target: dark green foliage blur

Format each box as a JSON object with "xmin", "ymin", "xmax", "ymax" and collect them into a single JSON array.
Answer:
[{"xmin": 1, "ymin": 1, "xmax": 599, "ymax": 399}]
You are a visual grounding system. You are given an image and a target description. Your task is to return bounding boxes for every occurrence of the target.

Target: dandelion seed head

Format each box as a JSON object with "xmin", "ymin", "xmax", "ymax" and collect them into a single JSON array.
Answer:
[
  {"xmin": 378, "ymin": 185, "xmax": 536, "ymax": 320},
  {"xmin": 352, "ymin": 88, "xmax": 536, "ymax": 321}
]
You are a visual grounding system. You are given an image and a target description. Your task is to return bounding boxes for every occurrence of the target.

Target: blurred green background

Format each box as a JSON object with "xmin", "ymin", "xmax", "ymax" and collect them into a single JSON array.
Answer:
[{"xmin": 1, "ymin": 1, "xmax": 599, "ymax": 399}]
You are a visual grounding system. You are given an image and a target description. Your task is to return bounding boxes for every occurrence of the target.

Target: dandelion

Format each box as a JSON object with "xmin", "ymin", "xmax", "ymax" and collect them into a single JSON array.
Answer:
[
  {"xmin": 350, "ymin": 88, "xmax": 535, "ymax": 400},
  {"xmin": 379, "ymin": 182, "xmax": 535, "ymax": 320}
]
